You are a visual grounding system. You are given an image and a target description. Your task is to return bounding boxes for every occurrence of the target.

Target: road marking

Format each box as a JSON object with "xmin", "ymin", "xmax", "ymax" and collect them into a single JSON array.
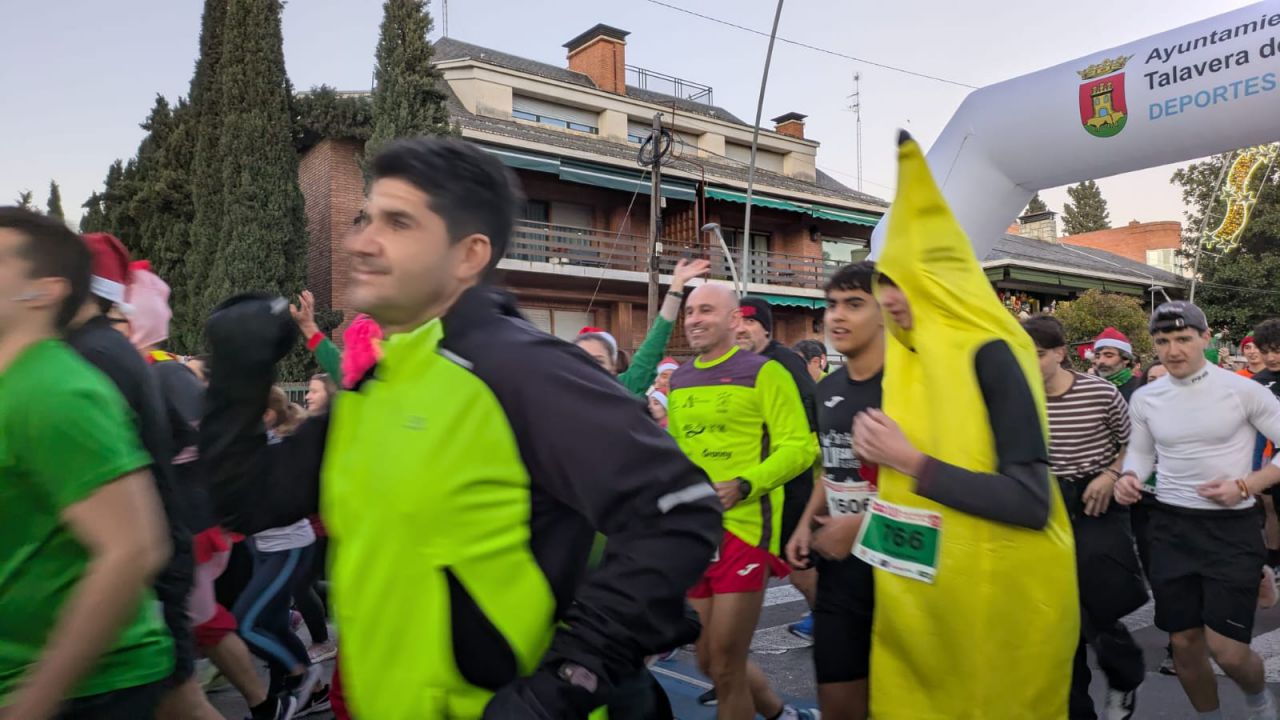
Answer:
[
  {"xmin": 763, "ymin": 584, "xmax": 806, "ymax": 607},
  {"xmin": 751, "ymin": 623, "xmax": 812, "ymax": 655},
  {"xmin": 652, "ymin": 664, "xmax": 713, "ymax": 690}
]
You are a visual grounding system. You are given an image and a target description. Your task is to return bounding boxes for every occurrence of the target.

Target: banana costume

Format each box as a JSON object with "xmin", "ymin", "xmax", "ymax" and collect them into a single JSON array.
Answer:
[{"xmin": 868, "ymin": 134, "xmax": 1078, "ymax": 718}]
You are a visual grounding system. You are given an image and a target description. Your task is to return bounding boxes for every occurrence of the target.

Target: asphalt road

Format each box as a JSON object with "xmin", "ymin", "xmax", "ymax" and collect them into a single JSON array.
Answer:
[{"xmin": 210, "ymin": 580, "xmax": 1280, "ymax": 718}]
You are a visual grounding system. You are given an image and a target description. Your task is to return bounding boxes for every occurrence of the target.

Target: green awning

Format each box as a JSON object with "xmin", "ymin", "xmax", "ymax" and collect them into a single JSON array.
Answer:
[
  {"xmin": 756, "ymin": 293, "xmax": 822, "ymax": 309},
  {"xmin": 482, "ymin": 146, "xmax": 560, "ymax": 173},
  {"xmin": 1005, "ymin": 267, "xmax": 1149, "ymax": 296},
  {"xmin": 706, "ymin": 187, "xmax": 804, "ymax": 212},
  {"xmin": 707, "ymin": 187, "xmax": 880, "ymax": 227},
  {"xmin": 984, "ymin": 267, "xmax": 1006, "ymax": 282},
  {"xmin": 808, "ymin": 205, "xmax": 881, "ymax": 227},
  {"xmin": 559, "ymin": 163, "xmax": 697, "ymax": 201}
]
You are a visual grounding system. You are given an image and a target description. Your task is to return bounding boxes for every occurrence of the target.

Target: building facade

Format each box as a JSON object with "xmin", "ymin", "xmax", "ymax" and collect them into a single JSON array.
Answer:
[{"xmin": 297, "ymin": 23, "xmax": 1185, "ymax": 359}]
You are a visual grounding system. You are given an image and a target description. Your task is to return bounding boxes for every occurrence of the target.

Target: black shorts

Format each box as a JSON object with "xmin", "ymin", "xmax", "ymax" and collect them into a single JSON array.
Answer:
[
  {"xmin": 780, "ymin": 475, "xmax": 814, "ymax": 548},
  {"xmin": 154, "ymin": 544, "xmax": 196, "ymax": 686},
  {"xmin": 56, "ymin": 679, "xmax": 165, "ymax": 720},
  {"xmin": 812, "ymin": 554, "xmax": 874, "ymax": 684},
  {"xmin": 1149, "ymin": 503, "xmax": 1264, "ymax": 644}
]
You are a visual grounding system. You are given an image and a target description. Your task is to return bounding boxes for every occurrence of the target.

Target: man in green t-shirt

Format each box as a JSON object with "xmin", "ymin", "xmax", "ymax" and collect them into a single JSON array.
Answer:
[{"xmin": 0, "ymin": 208, "xmax": 173, "ymax": 720}]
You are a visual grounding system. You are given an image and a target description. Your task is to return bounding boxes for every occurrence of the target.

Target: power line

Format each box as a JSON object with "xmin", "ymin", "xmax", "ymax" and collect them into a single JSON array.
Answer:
[{"xmin": 644, "ymin": 0, "xmax": 979, "ymax": 89}]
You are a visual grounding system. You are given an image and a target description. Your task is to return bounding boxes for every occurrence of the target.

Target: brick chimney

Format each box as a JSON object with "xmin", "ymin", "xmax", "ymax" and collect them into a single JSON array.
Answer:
[
  {"xmin": 772, "ymin": 112, "xmax": 807, "ymax": 139},
  {"xmin": 565, "ymin": 24, "xmax": 629, "ymax": 95}
]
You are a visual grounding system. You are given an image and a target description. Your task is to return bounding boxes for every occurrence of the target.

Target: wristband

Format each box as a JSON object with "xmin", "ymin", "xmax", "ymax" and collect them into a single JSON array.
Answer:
[
  {"xmin": 668, "ymin": 289, "xmax": 685, "ymax": 299},
  {"xmin": 1237, "ymin": 478, "xmax": 1251, "ymax": 499},
  {"xmin": 1101, "ymin": 467, "xmax": 1119, "ymax": 479},
  {"xmin": 306, "ymin": 331, "xmax": 325, "ymax": 352}
]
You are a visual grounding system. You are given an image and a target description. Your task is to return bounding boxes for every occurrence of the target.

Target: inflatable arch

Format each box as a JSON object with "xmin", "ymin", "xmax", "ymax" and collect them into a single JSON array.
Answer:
[{"xmin": 870, "ymin": 0, "xmax": 1280, "ymax": 259}]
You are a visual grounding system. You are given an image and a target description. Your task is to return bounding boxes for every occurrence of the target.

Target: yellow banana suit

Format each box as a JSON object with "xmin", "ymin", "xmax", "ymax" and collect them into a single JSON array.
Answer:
[{"xmin": 869, "ymin": 133, "xmax": 1078, "ymax": 719}]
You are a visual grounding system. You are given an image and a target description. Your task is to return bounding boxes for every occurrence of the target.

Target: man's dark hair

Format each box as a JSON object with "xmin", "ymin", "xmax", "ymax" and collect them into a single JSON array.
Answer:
[
  {"xmin": 1253, "ymin": 318, "xmax": 1280, "ymax": 353},
  {"xmin": 794, "ymin": 339, "xmax": 827, "ymax": 363},
  {"xmin": 370, "ymin": 138, "xmax": 525, "ymax": 276},
  {"xmin": 0, "ymin": 206, "xmax": 90, "ymax": 330},
  {"xmin": 826, "ymin": 260, "xmax": 875, "ymax": 295},
  {"xmin": 1021, "ymin": 314, "xmax": 1066, "ymax": 349}
]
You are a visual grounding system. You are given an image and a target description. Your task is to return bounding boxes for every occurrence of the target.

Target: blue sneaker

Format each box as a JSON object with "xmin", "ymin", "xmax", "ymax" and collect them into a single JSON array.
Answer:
[{"xmin": 787, "ymin": 613, "xmax": 814, "ymax": 643}]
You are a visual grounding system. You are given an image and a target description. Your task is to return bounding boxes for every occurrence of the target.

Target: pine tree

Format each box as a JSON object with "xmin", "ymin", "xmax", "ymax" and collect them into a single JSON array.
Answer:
[
  {"xmin": 80, "ymin": 192, "xmax": 106, "ymax": 232},
  {"xmin": 46, "ymin": 181, "xmax": 64, "ymax": 219},
  {"xmin": 15, "ymin": 191, "xmax": 37, "ymax": 212},
  {"xmin": 1024, "ymin": 192, "xmax": 1048, "ymax": 215},
  {"xmin": 182, "ymin": 0, "xmax": 231, "ymax": 353},
  {"xmin": 204, "ymin": 0, "xmax": 310, "ymax": 376},
  {"xmin": 365, "ymin": 0, "xmax": 453, "ymax": 162},
  {"xmin": 1061, "ymin": 180, "xmax": 1111, "ymax": 235}
]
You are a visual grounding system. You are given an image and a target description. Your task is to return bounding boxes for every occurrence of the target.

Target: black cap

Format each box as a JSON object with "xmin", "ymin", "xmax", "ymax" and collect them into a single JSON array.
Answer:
[
  {"xmin": 1149, "ymin": 300, "xmax": 1208, "ymax": 334},
  {"xmin": 739, "ymin": 296, "xmax": 773, "ymax": 335}
]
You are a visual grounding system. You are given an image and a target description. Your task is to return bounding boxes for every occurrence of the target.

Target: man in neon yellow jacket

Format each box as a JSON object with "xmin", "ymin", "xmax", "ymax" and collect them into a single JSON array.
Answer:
[
  {"xmin": 850, "ymin": 133, "xmax": 1078, "ymax": 719},
  {"xmin": 200, "ymin": 138, "xmax": 722, "ymax": 719}
]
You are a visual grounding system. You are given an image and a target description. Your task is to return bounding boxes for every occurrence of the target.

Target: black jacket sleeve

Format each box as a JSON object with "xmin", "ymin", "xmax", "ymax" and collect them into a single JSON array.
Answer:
[
  {"xmin": 914, "ymin": 340, "xmax": 1051, "ymax": 529},
  {"xmin": 200, "ymin": 295, "xmax": 324, "ymax": 535},
  {"xmin": 768, "ymin": 342, "xmax": 818, "ymax": 432},
  {"xmin": 457, "ymin": 317, "xmax": 722, "ymax": 695}
]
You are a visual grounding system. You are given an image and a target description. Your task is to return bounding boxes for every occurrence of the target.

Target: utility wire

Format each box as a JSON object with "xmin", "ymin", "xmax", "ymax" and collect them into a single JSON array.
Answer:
[{"xmin": 644, "ymin": 0, "xmax": 979, "ymax": 89}]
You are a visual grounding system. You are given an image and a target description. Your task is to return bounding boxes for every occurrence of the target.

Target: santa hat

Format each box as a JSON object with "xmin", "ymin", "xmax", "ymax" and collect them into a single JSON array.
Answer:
[
  {"xmin": 657, "ymin": 357, "xmax": 679, "ymax": 374},
  {"xmin": 1092, "ymin": 327, "xmax": 1133, "ymax": 358},
  {"xmin": 578, "ymin": 326, "xmax": 618, "ymax": 356},
  {"xmin": 82, "ymin": 233, "xmax": 132, "ymax": 307},
  {"xmin": 647, "ymin": 389, "xmax": 669, "ymax": 409},
  {"xmin": 125, "ymin": 260, "xmax": 172, "ymax": 349}
]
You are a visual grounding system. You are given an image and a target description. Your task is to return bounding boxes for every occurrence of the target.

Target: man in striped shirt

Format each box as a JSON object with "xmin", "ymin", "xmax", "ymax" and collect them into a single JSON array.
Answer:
[{"xmin": 1025, "ymin": 315, "xmax": 1147, "ymax": 720}]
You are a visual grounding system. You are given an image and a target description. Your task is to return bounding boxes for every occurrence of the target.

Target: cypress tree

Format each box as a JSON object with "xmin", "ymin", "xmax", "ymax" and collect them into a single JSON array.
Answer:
[
  {"xmin": 366, "ymin": 0, "xmax": 453, "ymax": 162},
  {"xmin": 1062, "ymin": 180, "xmax": 1112, "ymax": 235},
  {"xmin": 205, "ymin": 0, "xmax": 309, "ymax": 376},
  {"xmin": 1024, "ymin": 192, "xmax": 1048, "ymax": 215},
  {"xmin": 182, "ymin": 0, "xmax": 230, "ymax": 352},
  {"xmin": 46, "ymin": 181, "xmax": 64, "ymax": 219},
  {"xmin": 15, "ymin": 191, "xmax": 37, "ymax": 212}
]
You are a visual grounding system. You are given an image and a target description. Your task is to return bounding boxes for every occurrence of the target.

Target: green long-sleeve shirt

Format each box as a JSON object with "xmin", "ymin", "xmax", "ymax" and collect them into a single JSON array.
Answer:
[
  {"xmin": 617, "ymin": 316, "xmax": 674, "ymax": 397},
  {"xmin": 310, "ymin": 335, "xmax": 342, "ymax": 379}
]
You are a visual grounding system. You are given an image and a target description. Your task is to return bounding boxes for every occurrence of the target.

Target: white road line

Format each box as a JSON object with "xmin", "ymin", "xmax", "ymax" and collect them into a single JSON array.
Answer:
[
  {"xmin": 763, "ymin": 584, "xmax": 806, "ymax": 607},
  {"xmin": 652, "ymin": 664, "xmax": 713, "ymax": 690}
]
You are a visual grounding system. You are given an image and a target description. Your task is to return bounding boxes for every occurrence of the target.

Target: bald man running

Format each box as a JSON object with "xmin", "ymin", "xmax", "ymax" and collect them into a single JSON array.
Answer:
[{"xmin": 668, "ymin": 283, "xmax": 819, "ymax": 720}]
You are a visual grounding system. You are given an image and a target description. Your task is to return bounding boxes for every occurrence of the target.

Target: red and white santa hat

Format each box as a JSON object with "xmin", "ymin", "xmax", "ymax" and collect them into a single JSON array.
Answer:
[
  {"xmin": 1092, "ymin": 327, "xmax": 1133, "ymax": 358},
  {"xmin": 81, "ymin": 233, "xmax": 132, "ymax": 308}
]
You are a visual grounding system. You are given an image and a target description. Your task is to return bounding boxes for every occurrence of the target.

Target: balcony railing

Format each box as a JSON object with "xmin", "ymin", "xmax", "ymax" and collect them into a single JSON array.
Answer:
[{"xmin": 508, "ymin": 219, "xmax": 830, "ymax": 290}]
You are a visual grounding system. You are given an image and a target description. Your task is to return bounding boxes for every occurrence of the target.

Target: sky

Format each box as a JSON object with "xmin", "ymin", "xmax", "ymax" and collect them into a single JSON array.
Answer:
[{"xmin": 0, "ymin": 0, "xmax": 1258, "ymax": 229}]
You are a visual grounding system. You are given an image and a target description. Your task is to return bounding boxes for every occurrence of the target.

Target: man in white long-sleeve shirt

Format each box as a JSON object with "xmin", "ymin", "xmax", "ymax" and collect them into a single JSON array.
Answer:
[{"xmin": 1116, "ymin": 301, "xmax": 1280, "ymax": 720}]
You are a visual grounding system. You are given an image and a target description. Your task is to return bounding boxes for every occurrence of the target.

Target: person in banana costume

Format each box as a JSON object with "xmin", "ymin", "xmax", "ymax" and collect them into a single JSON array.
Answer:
[{"xmin": 851, "ymin": 132, "xmax": 1078, "ymax": 719}]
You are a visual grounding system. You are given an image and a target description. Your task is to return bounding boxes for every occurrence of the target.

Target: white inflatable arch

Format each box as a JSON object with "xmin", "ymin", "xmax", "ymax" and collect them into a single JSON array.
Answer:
[{"xmin": 870, "ymin": 0, "xmax": 1280, "ymax": 259}]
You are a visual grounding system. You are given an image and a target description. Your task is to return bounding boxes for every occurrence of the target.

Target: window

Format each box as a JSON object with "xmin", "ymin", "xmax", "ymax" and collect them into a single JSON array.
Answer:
[
  {"xmin": 724, "ymin": 142, "xmax": 784, "ymax": 173},
  {"xmin": 522, "ymin": 308, "xmax": 593, "ymax": 342},
  {"xmin": 1146, "ymin": 248, "xmax": 1181, "ymax": 274},
  {"xmin": 512, "ymin": 96, "xmax": 599, "ymax": 134},
  {"xmin": 721, "ymin": 228, "xmax": 770, "ymax": 254},
  {"xmin": 823, "ymin": 238, "xmax": 870, "ymax": 266}
]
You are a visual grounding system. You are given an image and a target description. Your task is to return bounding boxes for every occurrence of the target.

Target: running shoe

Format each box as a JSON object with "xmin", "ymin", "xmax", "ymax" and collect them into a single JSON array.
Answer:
[
  {"xmin": 307, "ymin": 639, "xmax": 337, "ymax": 663},
  {"xmin": 787, "ymin": 613, "xmax": 814, "ymax": 643},
  {"xmin": 289, "ymin": 609, "xmax": 304, "ymax": 633},
  {"xmin": 1104, "ymin": 688, "xmax": 1136, "ymax": 720},
  {"xmin": 1158, "ymin": 646, "xmax": 1176, "ymax": 676},
  {"xmin": 294, "ymin": 683, "xmax": 332, "ymax": 718},
  {"xmin": 697, "ymin": 687, "xmax": 717, "ymax": 706},
  {"xmin": 1247, "ymin": 690, "xmax": 1280, "ymax": 720},
  {"xmin": 1261, "ymin": 566, "xmax": 1279, "ymax": 609},
  {"xmin": 778, "ymin": 706, "xmax": 821, "ymax": 719},
  {"xmin": 283, "ymin": 664, "xmax": 324, "ymax": 720},
  {"xmin": 243, "ymin": 695, "xmax": 296, "ymax": 720}
]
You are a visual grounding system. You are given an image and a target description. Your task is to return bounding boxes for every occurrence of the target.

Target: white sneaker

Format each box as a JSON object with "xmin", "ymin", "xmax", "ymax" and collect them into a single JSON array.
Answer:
[
  {"xmin": 1104, "ymin": 688, "xmax": 1136, "ymax": 720},
  {"xmin": 1248, "ymin": 690, "xmax": 1280, "ymax": 720}
]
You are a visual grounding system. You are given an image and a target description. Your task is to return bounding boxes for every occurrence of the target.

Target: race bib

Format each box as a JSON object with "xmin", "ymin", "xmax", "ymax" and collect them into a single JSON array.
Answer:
[
  {"xmin": 854, "ymin": 498, "xmax": 942, "ymax": 583},
  {"xmin": 825, "ymin": 478, "xmax": 876, "ymax": 517}
]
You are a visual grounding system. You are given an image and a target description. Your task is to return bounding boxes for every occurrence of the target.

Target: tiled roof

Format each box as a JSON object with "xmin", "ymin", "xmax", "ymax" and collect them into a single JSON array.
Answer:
[
  {"xmin": 433, "ymin": 37, "xmax": 745, "ymax": 123},
  {"xmin": 442, "ymin": 82, "xmax": 886, "ymax": 209},
  {"xmin": 986, "ymin": 234, "xmax": 1186, "ymax": 287}
]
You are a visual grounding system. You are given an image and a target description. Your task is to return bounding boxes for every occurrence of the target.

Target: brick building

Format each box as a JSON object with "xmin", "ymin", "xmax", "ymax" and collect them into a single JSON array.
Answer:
[
  {"xmin": 297, "ymin": 23, "xmax": 1185, "ymax": 358},
  {"xmin": 299, "ymin": 23, "xmax": 884, "ymax": 355},
  {"xmin": 1060, "ymin": 220, "xmax": 1186, "ymax": 276}
]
